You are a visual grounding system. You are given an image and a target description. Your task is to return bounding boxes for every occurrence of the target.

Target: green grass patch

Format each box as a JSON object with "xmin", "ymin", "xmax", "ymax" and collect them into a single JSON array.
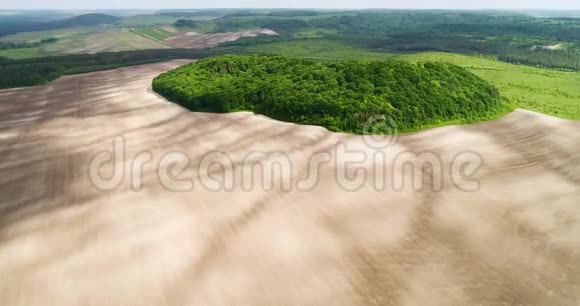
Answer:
[
  {"xmin": 191, "ymin": 23, "xmax": 217, "ymax": 34},
  {"xmin": 133, "ymin": 27, "xmax": 173, "ymax": 41},
  {"xmin": 121, "ymin": 15, "xmax": 181, "ymax": 26},
  {"xmin": 0, "ymin": 47, "xmax": 44, "ymax": 59},
  {"xmin": 239, "ymin": 39, "xmax": 396, "ymax": 61},
  {"xmin": 294, "ymin": 28, "xmax": 338, "ymax": 39}
]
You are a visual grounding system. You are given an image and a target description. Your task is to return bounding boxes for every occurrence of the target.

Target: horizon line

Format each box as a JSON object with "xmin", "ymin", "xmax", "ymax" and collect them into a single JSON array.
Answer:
[{"xmin": 2, "ymin": 8, "xmax": 580, "ymax": 11}]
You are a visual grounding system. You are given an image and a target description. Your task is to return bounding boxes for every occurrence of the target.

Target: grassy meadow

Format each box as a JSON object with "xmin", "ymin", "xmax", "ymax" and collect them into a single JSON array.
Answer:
[
  {"xmin": 120, "ymin": 15, "xmax": 181, "ymax": 26},
  {"xmin": 132, "ymin": 27, "xmax": 174, "ymax": 41},
  {"xmin": 0, "ymin": 47, "xmax": 43, "ymax": 59}
]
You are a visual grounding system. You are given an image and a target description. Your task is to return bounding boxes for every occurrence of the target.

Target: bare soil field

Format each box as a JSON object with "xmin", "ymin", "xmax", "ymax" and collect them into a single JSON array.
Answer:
[
  {"xmin": 0, "ymin": 61, "xmax": 579, "ymax": 305},
  {"xmin": 164, "ymin": 29, "xmax": 278, "ymax": 49}
]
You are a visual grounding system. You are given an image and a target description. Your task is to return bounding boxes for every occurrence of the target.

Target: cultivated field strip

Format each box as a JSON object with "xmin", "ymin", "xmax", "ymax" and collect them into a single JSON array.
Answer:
[
  {"xmin": 163, "ymin": 29, "xmax": 278, "ymax": 49},
  {"xmin": 0, "ymin": 61, "xmax": 579, "ymax": 305}
]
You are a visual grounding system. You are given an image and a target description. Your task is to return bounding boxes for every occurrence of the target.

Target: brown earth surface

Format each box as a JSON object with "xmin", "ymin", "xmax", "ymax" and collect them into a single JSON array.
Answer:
[
  {"xmin": 163, "ymin": 29, "xmax": 278, "ymax": 49},
  {"xmin": 0, "ymin": 61, "xmax": 579, "ymax": 306}
]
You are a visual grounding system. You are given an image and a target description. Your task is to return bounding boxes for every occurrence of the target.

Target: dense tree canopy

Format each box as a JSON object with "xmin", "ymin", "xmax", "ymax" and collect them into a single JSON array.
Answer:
[
  {"xmin": 174, "ymin": 19, "xmax": 201, "ymax": 28},
  {"xmin": 0, "ymin": 48, "xmax": 224, "ymax": 89},
  {"xmin": 0, "ymin": 38, "xmax": 58, "ymax": 50},
  {"xmin": 153, "ymin": 55, "xmax": 504, "ymax": 133}
]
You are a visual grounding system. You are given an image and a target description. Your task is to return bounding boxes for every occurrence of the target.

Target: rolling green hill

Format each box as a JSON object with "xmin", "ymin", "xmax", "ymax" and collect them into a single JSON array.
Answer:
[{"xmin": 51, "ymin": 13, "xmax": 121, "ymax": 27}]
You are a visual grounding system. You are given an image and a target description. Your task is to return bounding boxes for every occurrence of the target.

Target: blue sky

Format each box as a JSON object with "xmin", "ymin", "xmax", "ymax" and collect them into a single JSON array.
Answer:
[{"xmin": 2, "ymin": 0, "xmax": 579, "ymax": 10}]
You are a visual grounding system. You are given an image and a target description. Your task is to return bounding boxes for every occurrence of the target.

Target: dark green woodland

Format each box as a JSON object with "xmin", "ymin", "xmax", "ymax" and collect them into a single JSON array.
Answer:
[{"xmin": 153, "ymin": 55, "xmax": 504, "ymax": 133}]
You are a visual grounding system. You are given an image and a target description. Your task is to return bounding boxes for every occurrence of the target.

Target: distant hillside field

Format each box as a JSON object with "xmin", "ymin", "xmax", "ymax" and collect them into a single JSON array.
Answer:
[
  {"xmin": 153, "ymin": 55, "xmax": 506, "ymax": 133},
  {"xmin": 0, "ymin": 14, "xmax": 121, "ymax": 37},
  {"xmin": 0, "ymin": 28, "xmax": 170, "ymax": 58}
]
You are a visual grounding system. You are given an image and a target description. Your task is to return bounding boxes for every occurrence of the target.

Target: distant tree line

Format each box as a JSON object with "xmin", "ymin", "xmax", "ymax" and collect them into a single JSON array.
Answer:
[
  {"xmin": 207, "ymin": 10, "xmax": 580, "ymax": 71},
  {"xmin": 499, "ymin": 47, "xmax": 580, "ymax": 71},
  {"xmin": 174, "ymin": 19, "xmax": 201, "ymax": 28},
  {"xmin": 0, "ymin": 38, "xmax": 58, "ymax": 50},
  {"xmin": 0, "ymin": 48, "xmax": 233, "ymax": 89}
]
